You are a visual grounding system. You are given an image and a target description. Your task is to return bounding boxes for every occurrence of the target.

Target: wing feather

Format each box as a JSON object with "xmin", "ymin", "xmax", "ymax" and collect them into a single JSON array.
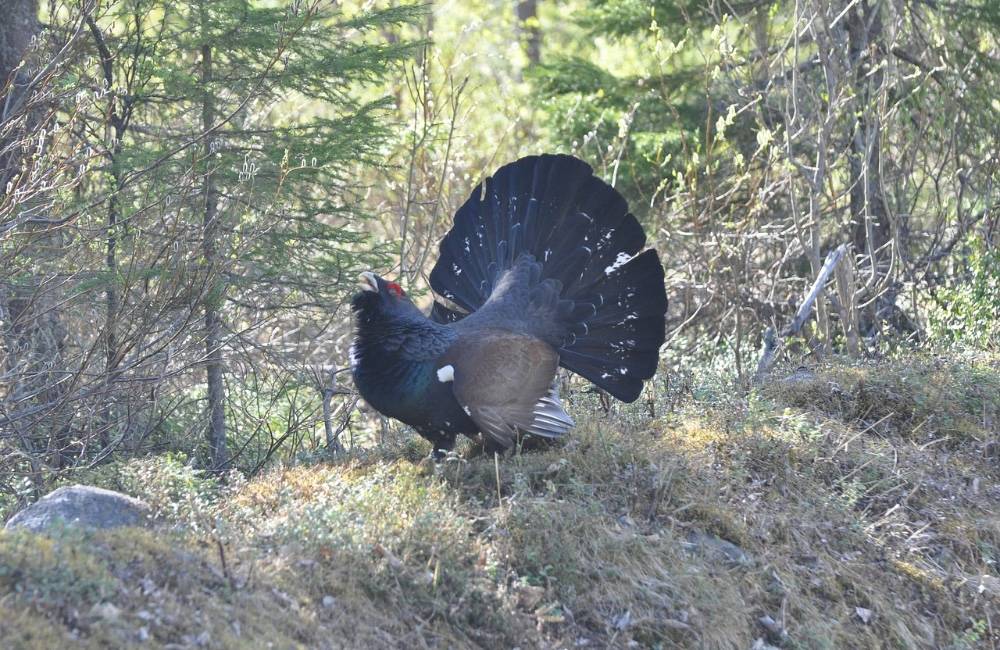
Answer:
[{"xmin": 442, "ymin": 331, "xmax": 570, "ymax": 448}]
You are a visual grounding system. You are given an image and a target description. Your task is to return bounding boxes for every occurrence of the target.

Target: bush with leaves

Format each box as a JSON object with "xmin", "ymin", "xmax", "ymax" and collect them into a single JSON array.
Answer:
[{"xmin": 930, "ymin": 243, "xmax": 1000, "ymax": 350}]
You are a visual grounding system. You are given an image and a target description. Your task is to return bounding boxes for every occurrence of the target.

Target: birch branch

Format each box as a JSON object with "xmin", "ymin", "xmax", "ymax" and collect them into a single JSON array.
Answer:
[{"xmin": 754, "ymin": 243, "xmax": 848, "ymax": 383}]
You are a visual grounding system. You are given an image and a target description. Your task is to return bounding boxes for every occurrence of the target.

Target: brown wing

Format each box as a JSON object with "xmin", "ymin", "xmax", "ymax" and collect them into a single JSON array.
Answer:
[{"xmin": 441, "ymin": 330, "xmax": 562, "ymax": 449}]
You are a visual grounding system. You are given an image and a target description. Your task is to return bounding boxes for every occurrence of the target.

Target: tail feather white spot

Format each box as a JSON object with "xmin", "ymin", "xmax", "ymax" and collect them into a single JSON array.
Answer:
[{"xmin": 604, "ymin": 251, "xmax": 632, "ymax": 276}]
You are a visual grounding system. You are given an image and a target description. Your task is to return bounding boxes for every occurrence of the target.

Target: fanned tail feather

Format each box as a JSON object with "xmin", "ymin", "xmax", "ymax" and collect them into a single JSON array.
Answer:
[{"xmin": 429, "ymin": 154, "xmax": 667, "ymax": 402}]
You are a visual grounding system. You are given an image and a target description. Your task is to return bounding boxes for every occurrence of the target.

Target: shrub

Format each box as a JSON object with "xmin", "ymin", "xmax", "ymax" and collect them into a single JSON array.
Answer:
[{"xmin": 930, "ymin": 243, "xmax": 1000, "ymax": 350}]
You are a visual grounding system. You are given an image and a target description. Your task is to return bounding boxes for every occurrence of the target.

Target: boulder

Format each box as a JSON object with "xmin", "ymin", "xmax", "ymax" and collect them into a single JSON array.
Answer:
[{"xmin": 4, "ymin": 485, "xmax": 150, "ymax": 533}]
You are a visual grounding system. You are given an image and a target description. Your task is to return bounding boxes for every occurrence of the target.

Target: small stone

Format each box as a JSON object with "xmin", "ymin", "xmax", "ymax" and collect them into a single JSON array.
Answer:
[
  {"xmin": 758, "ymin": 615, "xmax": 788, "ymax": 644},
  {"xmin": 855, "ymin": 606, "xmax": 873, "ymax": 624},
  {"xmin": 322, "ymin": 596, "xmax": 336, "ymax": 608},
  {"xmin": 974, "ymin": 575, "xmax": 1000, "ymax": 596},
  {"xmin": 90, "ymin": 602, "xmax": 121, "ymax": 622},
  {"xmin": 140, "ymin": 578, "xmax": 158, "ymax": 596},
  {"xmin": 682, "ymin": 531, "xmax": 752, "ymax": 567},
  {"xmin": 663, "ymin": 618, "xmax": 692, "ymax": 631}
]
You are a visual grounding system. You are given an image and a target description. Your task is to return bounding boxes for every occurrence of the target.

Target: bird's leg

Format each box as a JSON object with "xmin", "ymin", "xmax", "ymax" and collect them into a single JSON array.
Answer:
[
  {"xmin": 483, "ymin": 437, "xmax": 509, "ymax": 458},
  {"xmin": 428, "ymin": 432, "xmax": 457, "ymax": 460}
]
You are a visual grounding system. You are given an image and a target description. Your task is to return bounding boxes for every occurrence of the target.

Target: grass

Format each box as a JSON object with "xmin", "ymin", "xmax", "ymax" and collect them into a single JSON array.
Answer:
[{"xmin": 1, "ymin": 349, "xmax": 998, "ymax": 648}]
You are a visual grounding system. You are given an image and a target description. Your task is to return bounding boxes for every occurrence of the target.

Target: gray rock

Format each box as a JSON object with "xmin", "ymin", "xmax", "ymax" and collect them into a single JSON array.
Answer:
[
  {"xmin": 779, "ymin": 366, "xmax": 816, "ymax": 385},
  {"xmin": 681, "ymin": 531, "xmax": 752, "ymax": 567},
  {"xmin": 4, "ymin": 485, "xmax": 151, "ymax": 533}
]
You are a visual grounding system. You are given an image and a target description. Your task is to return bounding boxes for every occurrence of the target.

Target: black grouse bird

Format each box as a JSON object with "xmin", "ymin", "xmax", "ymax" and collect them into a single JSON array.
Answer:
[{"xmin": 351, "ymin": 154, "xmax": 667, "ymax": 454}]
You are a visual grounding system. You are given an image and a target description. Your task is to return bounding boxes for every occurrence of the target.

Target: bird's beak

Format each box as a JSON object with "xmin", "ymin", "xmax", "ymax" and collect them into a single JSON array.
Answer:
[{"xmin": 358, "ymin": 271, "xmax": 379, "ymax": 293}]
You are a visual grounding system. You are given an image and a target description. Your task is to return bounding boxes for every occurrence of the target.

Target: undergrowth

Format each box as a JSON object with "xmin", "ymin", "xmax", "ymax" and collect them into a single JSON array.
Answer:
[{"xmin": 1, "ymin": 350, "xmax": 997, "ymax": 648}]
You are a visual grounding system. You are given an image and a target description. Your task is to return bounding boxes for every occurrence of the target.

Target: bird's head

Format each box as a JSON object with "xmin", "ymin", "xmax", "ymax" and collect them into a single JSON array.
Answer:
[{"xmin": 351, "ymin": 271, "xmax": 420, "ymax": 322}]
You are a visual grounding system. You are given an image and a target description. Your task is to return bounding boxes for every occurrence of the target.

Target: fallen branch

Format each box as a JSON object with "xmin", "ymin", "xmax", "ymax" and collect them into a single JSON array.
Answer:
[{"xmin": 754, "ymin": 243, "xmax": 848, "ymax": 384}]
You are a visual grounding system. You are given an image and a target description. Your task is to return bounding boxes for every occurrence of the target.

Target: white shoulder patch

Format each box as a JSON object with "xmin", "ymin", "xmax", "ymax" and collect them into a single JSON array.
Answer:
[{"xmin": 436, "ymin": 364, "xmax": 455, "ymax": 382}]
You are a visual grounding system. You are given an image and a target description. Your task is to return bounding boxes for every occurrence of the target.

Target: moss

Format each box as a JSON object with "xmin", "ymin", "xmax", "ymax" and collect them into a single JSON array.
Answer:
[
  {"xmin": 0, "ymin": 604, "xmax": 86, "ymax": 649},
  {"xmin": 892, "ymin": 559, "xmax": 949, "ymax": 596},
  {"xmin": 0, "ymin": 529, "xmax": 116, "ymax": 615},
  {"xmin": 766, "ymin": 352, "xmax": 1000, "ymax": 445}
]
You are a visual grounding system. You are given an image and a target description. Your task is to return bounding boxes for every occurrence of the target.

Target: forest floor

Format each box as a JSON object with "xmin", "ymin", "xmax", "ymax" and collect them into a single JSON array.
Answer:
[{"xmin": 1, "ymin": 350, "xmax": 998, "ymax": 649}]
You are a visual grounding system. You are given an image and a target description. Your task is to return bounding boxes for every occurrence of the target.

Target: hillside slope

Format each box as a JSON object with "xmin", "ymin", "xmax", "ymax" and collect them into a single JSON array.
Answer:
[{"xmin": 2, "ymin": 351, "xmax": 998, "ymax": 649}]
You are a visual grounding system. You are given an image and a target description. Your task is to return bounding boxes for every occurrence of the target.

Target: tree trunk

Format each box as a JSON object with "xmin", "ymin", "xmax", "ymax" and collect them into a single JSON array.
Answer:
[
  {"xmin": 516, "ymin": 0, "xmax": 541, "ymax": 65},
  {"xmin": 846, "ymin": 1, "xmax": 892, "ymax": 336},
  {"xmin": 0, "ymin": 0, "xmax": 37, "ymax": 88},
  {"xmin": 201, "ymin": 39, "xmax": 228, "ymax": 471},
  {"xmin": 86, "ymin": 16, "xmax": 127, "ymax": 450},
  {"xmin": 1, "ymin": 0, "xmax": 39, "ymax": 190},
  {"xmin": 0, "ymin": 0, "xmax": 63, "ymax": 481}
]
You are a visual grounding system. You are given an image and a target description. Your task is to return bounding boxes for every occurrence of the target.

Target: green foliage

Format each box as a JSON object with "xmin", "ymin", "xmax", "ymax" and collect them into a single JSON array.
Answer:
[
  {"xmin": 63, "ymin": 453, "xmax": 232, "ymax": 532},
  {"xmin": 951, "ymin": 618, "xmax": 991, "ymax": 649},
  {"xmin": 930, "ymin": 243, "xmax": 1000, "ymax": 350},
  {"xmin": 92, "ymin": 0, "xmax": 423, "ymax": 307},
  {"xmin": 118, "ymin": 454, "xmax": 232, "ymax": 531},
  {"xmin": 0, "ymin": 475, "xmax": 37, "ymax": 524},
  {"xmin": 530, "ymin": 0, "xmax": 720, "ymax": 207},
  {"xmin": 26, "ymin": 0, "xmax": 426, "ymax": 474},
  {"xmin": 580, "ymin": 0, "xmax": 712, "ymax": 38},
  {"xmin": 219, "ymin": 373, "xmax": 326, "ymax": 473}
]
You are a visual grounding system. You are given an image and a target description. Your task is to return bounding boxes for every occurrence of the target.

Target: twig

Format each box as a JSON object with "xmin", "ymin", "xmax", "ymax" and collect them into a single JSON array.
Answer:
[{"xmin": 494, "ymin": 452, "xmax": 502, "ymax": 504}]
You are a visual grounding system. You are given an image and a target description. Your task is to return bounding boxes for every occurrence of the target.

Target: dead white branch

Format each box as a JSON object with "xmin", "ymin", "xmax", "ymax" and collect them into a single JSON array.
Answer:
[{"xmin": 754, "ymin": 243, "xmax": 848, "ymax": 383}]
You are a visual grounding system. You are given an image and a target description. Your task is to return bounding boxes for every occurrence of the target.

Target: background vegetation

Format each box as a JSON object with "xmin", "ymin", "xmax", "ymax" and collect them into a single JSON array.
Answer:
[{"xmin": 0, "ymin": 0, "xmax": 997, "ymax": 647}]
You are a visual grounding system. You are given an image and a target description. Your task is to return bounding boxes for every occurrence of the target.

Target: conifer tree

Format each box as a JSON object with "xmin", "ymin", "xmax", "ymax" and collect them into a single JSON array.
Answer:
[
  {"xmin": 531, "ymin": 0, "xmax": 713, "ymax": 207},
  {"xmin": 75, "ymin": 0, "xmax": 420, "ymax": 469}
]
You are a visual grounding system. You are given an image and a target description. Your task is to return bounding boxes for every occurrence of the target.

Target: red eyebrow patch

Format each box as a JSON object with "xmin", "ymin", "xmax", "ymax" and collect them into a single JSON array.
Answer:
[{"xmin": 386, "ymin": 282, "xmax": 405, "ymax": 297}]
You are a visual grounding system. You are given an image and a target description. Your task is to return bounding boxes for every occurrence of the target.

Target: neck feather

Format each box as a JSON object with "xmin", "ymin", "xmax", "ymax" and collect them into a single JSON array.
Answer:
[{"xmin": 353, "ymin": 307, "xmax": 456, "ymax": 363}]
